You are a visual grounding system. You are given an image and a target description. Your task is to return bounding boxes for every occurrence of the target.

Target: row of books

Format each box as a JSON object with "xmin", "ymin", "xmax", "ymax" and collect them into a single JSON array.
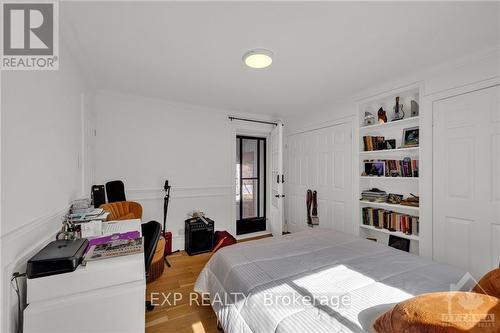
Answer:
[
  {"xmin": 363, "ymin": 136, "xmax": 386, "ymax": 151},
  {"xmin": 362, "ymin": 207, "xmax": 419, "ymax": 235},
  {"xmin": 386, "ymin": 158, "xmax": 418, "ymax": 177},
  {"xmin": 363, "ymin": 158, "xmax": 419, "ymax": 177}
]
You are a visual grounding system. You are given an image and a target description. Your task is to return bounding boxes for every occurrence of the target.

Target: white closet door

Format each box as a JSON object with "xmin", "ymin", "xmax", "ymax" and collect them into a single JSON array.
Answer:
[
  {"xmin": 286, "ymin": 121, "xmax": 352, "ymax": 233},
  {"xmin": 270, "ymin": 123, "xmax": 284, "ymax": 237},
  {"xmin": 433, "ymin": 85, "xmax": 500, "ymax": 278}
]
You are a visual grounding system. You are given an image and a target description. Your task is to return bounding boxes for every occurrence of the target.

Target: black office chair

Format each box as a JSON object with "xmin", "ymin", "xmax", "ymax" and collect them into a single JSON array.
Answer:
[
  {"xmin": 105, "ymin": 180, "xmax": 126, "ymax": 203},
  {"xmin": 142, "ymin": 220, "xmax": 162, "ymax": 311}
]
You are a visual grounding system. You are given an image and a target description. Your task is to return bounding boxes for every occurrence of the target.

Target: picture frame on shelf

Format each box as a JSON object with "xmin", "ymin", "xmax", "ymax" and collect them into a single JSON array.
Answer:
[
  {"xmin": 402, "ymin": 126, "xmax": 419, "ymax": 147},
  {"xmin": 387, "ymin": 193, "xmax": 403, "ymax": 204},
  {"xmin": 363, "ymin": 161, "xmax": 385, "ymax": 177},
  {"xmin": 385, "ymin": 139, "xmax": 396, "ymax": 150}
]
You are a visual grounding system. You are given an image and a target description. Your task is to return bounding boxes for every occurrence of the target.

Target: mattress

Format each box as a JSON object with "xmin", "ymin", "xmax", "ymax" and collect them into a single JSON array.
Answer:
[{"xmin": 194, "ymin": 228, "xmax": 467, "ymax": 333}]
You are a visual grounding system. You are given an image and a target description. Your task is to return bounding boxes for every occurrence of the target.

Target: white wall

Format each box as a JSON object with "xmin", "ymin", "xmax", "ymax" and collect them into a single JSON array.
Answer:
[
  {"xmin": 94, "ymin": 91, "xmax": 274, "ymax": 249},
  {"xmin": 284, "ymin": 45, "xmax": 500, "ymax": 260},
  {"xmin": 0, "ymin": 43, "xmax": 88, "ymax": 333}
]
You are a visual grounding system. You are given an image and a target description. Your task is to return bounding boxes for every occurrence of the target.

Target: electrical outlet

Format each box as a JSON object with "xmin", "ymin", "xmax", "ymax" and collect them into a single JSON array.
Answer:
[{"xmin": 178, "ymin": 228, "xmax": 183, "ymax": 235}]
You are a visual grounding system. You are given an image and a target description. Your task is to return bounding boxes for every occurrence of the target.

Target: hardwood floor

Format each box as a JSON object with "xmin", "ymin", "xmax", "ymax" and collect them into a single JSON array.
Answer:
[{"xmin": 145, "ymin": 234, "xmax": 271, "ymax": 333}]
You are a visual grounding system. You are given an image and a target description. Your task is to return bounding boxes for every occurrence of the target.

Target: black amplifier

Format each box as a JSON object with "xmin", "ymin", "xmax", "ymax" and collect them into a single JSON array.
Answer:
[{"xmin": 185, "ymin": 217, "xmax": 214, "ymax": 256}]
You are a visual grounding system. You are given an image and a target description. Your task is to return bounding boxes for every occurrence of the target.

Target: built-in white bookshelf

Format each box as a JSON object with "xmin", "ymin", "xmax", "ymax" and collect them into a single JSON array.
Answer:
[{"xmin": 357, "ymin": 85, "xmax": 422, "ymax": 254}]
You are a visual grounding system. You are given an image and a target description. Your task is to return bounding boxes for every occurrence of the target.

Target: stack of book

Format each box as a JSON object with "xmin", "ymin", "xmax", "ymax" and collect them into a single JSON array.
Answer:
[
  {"xmin": 363, "ymin": 136, "xmax": 385, "ymax": 151},
  {"xmin": 361, "ymin": 189, "xmax": 388, "ymax": 202},
  {"xmin": 69, "ymin": 208, "xmax": 109, "ymax": 223},
  {"xmin": 362, "ymin": 207, "xmax": 419, "ymax": 235}
]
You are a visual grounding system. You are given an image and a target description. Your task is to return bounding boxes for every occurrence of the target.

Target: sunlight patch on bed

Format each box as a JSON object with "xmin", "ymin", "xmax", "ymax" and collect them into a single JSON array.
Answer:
[{"xmin": 292, "ymin": 264, "xmax": 375, "ymax": 293}]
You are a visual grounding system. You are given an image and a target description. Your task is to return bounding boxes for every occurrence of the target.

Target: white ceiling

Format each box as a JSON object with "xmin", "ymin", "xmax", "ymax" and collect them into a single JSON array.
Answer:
[{"xmin": 62, "ymin": 1, "xmax": 499, "ymax": 117}]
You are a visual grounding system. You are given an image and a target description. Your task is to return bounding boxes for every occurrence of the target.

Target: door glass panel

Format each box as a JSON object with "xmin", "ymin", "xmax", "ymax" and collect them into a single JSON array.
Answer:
[
  {"xmin": 242, "ymin": 139, "xmax": 258, "ymax": 178},
  {"xmin": 259, "ymin": 140, "xmax": 265, "ymax": 217},
  {"xmin": 236, "ymin": 138, "xmax": 241, "ymax": 221},
  {"xmin": 242, "ymin": 180, "xmax": 258, "ymax": 219}
]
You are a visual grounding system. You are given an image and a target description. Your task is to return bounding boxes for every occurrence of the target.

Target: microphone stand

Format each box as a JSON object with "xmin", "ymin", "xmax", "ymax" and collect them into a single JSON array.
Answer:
[{"xmin": 163, "ymin": 181, "xmax": 172, "ymax": 267}]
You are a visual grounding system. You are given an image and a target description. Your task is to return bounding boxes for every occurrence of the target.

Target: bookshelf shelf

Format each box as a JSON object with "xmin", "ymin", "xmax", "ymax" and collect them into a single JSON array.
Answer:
[
  {"xmin": 360, "ymin": 176, "xmax": 419, "ymax": 180},
  {"xmin": 359, "ymin": 147, "xmax": 419, "ymax": 155},
  {"xmin": 357, "ymin": 84, "xmax": 422, "ymax": 254},
  {"xmin": 360, "ymin": 224, "xmax": 420, "ymax": 241},
  {"xmin": 360, "ymin": 116, "xmax": 419, "ymax": 132},
  {"xmin": 359, "ymin": 200, "xmax": 419, "ymax": 213}
]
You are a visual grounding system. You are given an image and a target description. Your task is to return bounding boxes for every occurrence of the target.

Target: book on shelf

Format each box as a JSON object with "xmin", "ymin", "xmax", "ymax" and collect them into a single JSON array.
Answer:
[
  {"xmin": 363, "ymin": 136, "xmax": 386, "ymax": 151},
  {"xmin": 362, "ymin": 207, "xmax": 419, "ymax": 236},
  {"xmin": 363, "ymin": 158, "xmax": 419, "ymax": 177}
]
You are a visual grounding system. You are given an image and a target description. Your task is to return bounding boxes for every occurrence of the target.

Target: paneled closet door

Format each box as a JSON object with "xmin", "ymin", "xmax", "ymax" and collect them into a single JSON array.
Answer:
[
  {"xmin": 286, "ymin": 121, "xmax": 352, "ymax": 233},
  {"xmin": 433, "ymin": 85, "xmax": 500, "ymax": 278}
]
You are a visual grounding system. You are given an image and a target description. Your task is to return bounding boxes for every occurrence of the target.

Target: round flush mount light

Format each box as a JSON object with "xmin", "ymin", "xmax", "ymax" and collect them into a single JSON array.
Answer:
[{"xmin": 243, "ymin": 49, "xmax": 273, "ymax": 69}]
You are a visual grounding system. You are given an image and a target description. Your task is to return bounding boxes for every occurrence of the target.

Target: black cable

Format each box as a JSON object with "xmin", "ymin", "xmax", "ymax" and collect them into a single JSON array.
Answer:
[{"xmin": 11, "ymin": 272, "xmax": 26, "ymax": 333}]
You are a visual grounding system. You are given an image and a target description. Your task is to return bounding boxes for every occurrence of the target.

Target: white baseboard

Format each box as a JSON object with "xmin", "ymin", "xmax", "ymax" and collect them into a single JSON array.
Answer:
[{"xmin": 236, "ymin": 230, "xmax": 272, "ymax": 241}]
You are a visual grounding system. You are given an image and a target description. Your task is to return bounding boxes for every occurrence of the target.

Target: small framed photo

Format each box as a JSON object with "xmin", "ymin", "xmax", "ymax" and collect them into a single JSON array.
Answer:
[
  {"xmin": 402, "ymin": 127, "xmax": 419, "ymax": 147},
  {"xmin": 387, "ymin": 193, "xmax": 403, "ymax": 204},
  {"xmin": 363, "ymin": 161, "xmax": 385, "ymax": 177},
  {"xmin": 385, "ymin": 139, "xmax": 396, "ymax": 150}
]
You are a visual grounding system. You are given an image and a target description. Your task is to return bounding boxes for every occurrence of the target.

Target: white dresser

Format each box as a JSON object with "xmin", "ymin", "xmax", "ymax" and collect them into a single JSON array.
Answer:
[{"xmin": 23, "ymin": 219, "xmax": 145, "ymax": 333}]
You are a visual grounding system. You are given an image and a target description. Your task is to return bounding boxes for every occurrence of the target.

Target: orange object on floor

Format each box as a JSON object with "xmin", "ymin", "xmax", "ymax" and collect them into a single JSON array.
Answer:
[{"xmin": 212, "ymin": 230, "xmax": 237, "ymax": 253}]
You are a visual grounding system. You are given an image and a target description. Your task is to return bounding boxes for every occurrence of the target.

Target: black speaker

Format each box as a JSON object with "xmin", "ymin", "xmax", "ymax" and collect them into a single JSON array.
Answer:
[
  {"xmin": 91, "ymin": 185, "xmax": 106, "ymax": 208},
  {"xmin": 185, "ymin": 217, "xmax": 214, "ymax": 256}
]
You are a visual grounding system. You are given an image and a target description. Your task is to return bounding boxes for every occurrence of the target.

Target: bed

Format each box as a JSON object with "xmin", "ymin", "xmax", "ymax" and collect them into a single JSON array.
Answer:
[{"xmin": 194, "ymin": 228, "xmax": 467, "ymax": 333}]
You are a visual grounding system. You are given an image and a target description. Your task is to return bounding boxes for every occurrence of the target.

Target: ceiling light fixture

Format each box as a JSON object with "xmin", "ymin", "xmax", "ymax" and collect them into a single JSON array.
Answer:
[{"xmin": 243, "ymin": 49, "xmax": 273, "ymax": 69}]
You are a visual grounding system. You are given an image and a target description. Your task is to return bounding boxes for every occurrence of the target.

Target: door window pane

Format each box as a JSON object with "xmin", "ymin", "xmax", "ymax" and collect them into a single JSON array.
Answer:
[
  {"xmin": 242, "ymin": 139, "xmax": 258, "ymax": 178},
  {"xmin": 236, "ymin": 138, "xmax": 241, "ymax": 221},
  {"xmin": 259, "ymin": 140, "xmax": 265, "ymax": 217},
  {"xmin": 242, "ymin": 179, "xmax": 258, "ymax": 219}
]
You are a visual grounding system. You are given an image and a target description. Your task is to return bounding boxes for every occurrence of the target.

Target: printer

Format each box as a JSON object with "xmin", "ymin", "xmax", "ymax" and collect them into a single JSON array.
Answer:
[{"xmin": 26, "ymin": 238, "xmax": 88, "ymax": 279}]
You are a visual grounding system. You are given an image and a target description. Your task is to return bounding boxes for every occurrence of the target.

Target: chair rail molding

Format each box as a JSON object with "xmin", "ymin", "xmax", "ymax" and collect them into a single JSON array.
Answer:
[
  {"xmin": 127, "ymin": 185, "xmax": 234, "ymax": 249},
  {"xmin": 127, "ymin": 185, "xmax": 232, "ymax": 201}
]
